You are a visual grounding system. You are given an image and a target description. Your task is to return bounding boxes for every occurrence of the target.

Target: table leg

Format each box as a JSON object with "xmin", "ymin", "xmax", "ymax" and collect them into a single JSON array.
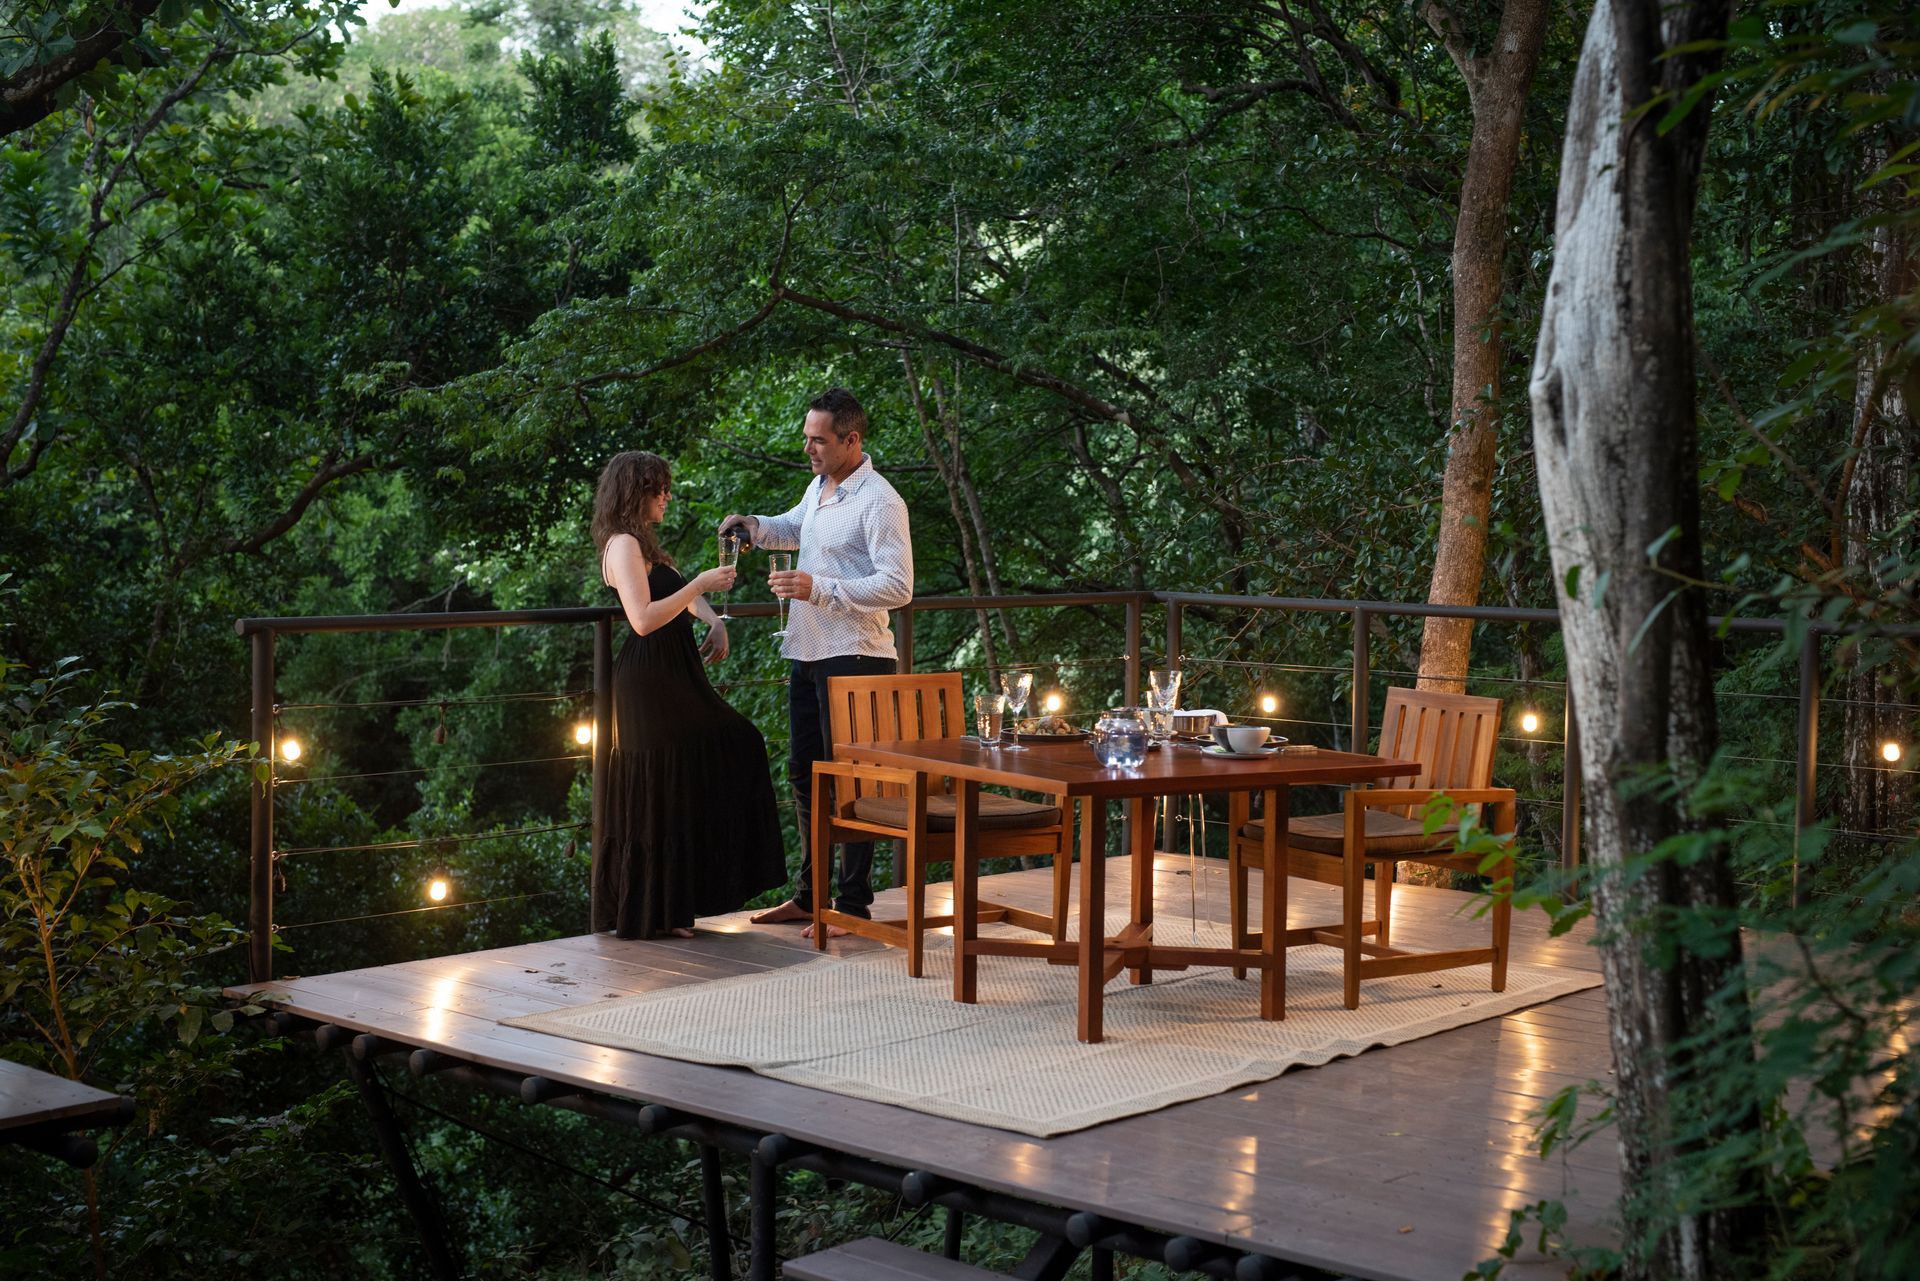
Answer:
[
  {"xmin": 1077, "ymin": 798, "xmax": 1107, "ymax": 1043},
  {"xmin": 1128, "ymin": 794, "xmax": 1154, "ymax": 985},
  {"xmin": 953, "ymin": 779, "xmax": 980, "ymax": 1005},
  {"xmin": 1260, "ymin": 786, "xmax": 1288, "ymax": 1021}
]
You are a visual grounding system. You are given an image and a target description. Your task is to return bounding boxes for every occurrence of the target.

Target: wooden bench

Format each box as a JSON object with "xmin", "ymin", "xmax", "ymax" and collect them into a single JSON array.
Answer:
[{"xmin": 784, "ymin": 1237, "xmax": 1008, "ymax": 1281}]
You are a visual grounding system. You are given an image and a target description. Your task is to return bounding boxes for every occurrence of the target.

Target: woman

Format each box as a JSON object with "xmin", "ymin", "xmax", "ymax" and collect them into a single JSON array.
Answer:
[{"xmin": 592, "ymin": 451, "xmax": 787, "ymax": 939}]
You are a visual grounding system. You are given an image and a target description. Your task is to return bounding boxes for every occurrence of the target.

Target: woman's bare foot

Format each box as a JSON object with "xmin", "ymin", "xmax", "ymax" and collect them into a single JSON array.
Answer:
[
  {"xmin": 750, "ymin": 900, "xmax": 810, "ymax": 925},
  {"xmin": 668, "ymin": 927, "xmax": 696, "ymax": 939}
]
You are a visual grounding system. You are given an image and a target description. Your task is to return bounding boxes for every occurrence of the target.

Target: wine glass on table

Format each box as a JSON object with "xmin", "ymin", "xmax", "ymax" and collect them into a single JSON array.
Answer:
[
  {"xmin": 1147, "ymin": 667, "xmax": 1183, "ymax": 745},
  {"xmin": 768, "ymin": 552, "xmax": 793, "ymax": 641},
  {"xmin": 999, "ymin": 671, "xmax": 1033, "ymax": 751},
  {"xmin": 715, "ymin": 530, "xmax": 740, "ymax": 621}
]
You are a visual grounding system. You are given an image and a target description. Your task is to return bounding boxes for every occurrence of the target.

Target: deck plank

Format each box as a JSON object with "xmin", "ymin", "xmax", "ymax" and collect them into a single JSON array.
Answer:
[
  {"xmin": 234, "ymin": 855, "xmax": 1617, "ymax": 1281},
  {"xmin": 0, "ymin": 1059, "xmax": 125, "ymax": 1133}
]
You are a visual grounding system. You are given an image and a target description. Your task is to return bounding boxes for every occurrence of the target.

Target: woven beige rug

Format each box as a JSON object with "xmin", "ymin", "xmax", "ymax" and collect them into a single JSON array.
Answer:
[{"xmin": 503, "ymin": 922, "xmax": 1600, "ymax": 1137}]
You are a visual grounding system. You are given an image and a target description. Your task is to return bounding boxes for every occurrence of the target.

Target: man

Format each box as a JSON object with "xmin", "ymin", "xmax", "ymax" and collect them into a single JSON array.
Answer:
[{"xmin": 721, "ymin": 388, "xmax": 913, "ymax": 934}]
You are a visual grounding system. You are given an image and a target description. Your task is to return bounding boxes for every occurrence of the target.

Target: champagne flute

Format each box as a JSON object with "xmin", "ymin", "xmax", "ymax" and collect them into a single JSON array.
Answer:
[
  {"xmin": 999, "ymin": 671, "xmax": 1033, "ymax": 751},
  {"xmin": 715, "ymin": 530, "xmax": 740, "ymax": 621},
  {"xmin": 768, "ymin": 552, "xmax": 793, "ymax": 640}
]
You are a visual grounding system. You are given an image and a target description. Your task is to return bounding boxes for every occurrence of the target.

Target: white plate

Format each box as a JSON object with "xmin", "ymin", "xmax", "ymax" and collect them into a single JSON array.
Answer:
[{"xmin": 1201, "ymin": 743, "xmax": 1282, "ymax": 760}]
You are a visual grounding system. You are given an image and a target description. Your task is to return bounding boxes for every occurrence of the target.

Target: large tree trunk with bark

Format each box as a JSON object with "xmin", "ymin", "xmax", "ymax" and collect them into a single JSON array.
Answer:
[
  {"xmin": 1416, "ymin": 0, "xmax": 1549, "ymax": 689},
  {"xmin": 1529, "ymin": 1, "xmax": 1761, "ymax": 1276}
]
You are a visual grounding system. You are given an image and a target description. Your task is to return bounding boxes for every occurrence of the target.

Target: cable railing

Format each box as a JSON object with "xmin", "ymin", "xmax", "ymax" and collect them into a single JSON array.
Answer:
[{"xmin": 237, "ymin": 589, "xmax": 1917, "ymax": 981}]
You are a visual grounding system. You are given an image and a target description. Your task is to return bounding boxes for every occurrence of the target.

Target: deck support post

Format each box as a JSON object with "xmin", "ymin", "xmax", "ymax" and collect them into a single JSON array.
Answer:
[
  {"xmin": 700, "ymin": 1143, "xmax": 733, "ymax": 1281},
  {"xmin": 248, "ymin": 627, "xmax": 275, "ymax": 983},
  {"xmin": 1349, "ymin": 608, "xmax": 1370, "ymax": 754},
  {"xmin": 943, "ymin": 1206, "xmax": 964, "ymax": 1260},
  {"xmin": 342, "ymin": 1052, "xmax": 461, "ymax": 1281},
  {"xmin": 750, "ymin": 1133, "xmax": 793, "ymax": 1281}
]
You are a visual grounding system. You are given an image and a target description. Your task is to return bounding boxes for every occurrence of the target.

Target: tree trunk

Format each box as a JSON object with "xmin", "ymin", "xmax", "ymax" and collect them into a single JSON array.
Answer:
[
  {"xmin": 1416, "ymin": 0, "xmax": 1549, "ymax": 689},
  {"xmin": 1529, "ymin": 1, "xmax": 1761, "ymax": 1276},
  {"xmin": 1838, "ymin": 183, "xmax": 1918, "ymax": 849}
]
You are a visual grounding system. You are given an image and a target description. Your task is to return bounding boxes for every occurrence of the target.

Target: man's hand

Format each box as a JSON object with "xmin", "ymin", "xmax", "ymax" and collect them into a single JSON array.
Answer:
[
  {"xmin": 700, "ymin": 620, "xmax": 730, "ymax": 665},
  {"xmin": 768, "ymin": 568, "xmax": 813, "ymax": 602},
  {"xmin": 718, "ymin": 513, "xmax": 759, "ymax": 547}
]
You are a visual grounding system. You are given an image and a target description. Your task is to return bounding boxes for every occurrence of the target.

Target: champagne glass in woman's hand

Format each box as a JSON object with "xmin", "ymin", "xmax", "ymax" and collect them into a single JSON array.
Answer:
[{"xmin": 714, "ymin": 531, "xmax": 741, "ymax": 620}]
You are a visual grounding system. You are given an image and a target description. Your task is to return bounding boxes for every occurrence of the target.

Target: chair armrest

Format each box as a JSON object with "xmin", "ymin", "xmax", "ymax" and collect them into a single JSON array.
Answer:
[
  {"xmin": 1350, "ymin": 787, "xmax": 1516, "ymax": 810},
  {"xmin": 812, "ymin": 759, "xmax": 922, "ymax": 790}
]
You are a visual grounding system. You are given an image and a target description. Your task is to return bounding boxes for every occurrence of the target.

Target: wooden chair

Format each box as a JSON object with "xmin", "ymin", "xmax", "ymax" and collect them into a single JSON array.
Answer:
[
  {"xmin": 1227, "ymin": 687, "xmax": 1517, "ymax": 1006},
  {"xmin": 809, "ymin": 671, "xmax": 1073, "ymax": 976}
]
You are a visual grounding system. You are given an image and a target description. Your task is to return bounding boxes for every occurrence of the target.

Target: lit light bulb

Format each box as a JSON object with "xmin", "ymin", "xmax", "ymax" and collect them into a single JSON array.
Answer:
[
  {"xmin": 1042, "ymin": 692, "xmax": 1063, "ymax": 714},
  {"xmin": 1520, "ymin": 711, "xmax": 1541, "ymax": 734},
  {"xmin": 1259, "ymin": 693, "xmax": 1279, "ymax": 716},
  {"xmin": 427, "ymin": 876, "xmax": 450, "ymax": 903},
  {"xmin": 278, "ymin": 737, "xmax": 302, "ymax": 763},
  {"xmin": 573, "ymin": 722, "xmax": 594, "ymax": 746},
  {"xmin": 1882, "ymin": 741, "xmax": 1902, "ymax": 764}
]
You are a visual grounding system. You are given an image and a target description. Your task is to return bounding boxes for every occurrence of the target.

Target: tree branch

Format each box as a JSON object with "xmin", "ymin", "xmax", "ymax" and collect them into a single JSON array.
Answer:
[
  {"xmin": 0, "ymin": 0, "xmax": 165, "ymax": 139},
  {"xmin": 221, "ymin": 452, "xmax": 374, "ymax": 556}
]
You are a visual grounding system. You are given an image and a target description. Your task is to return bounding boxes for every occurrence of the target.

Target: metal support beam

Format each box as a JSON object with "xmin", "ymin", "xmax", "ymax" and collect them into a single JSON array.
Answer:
[
  {"xmin": 342, "ymin": 1052, "xmax": 462, "ymax": 1281},
  {"xmin": 591, "ymin": 615, "xmax": 613, "ymax": 933},
  {"xmin": 248, "ymin": 628, "xmax": 275, "ymax": 983},
  {"xmin": 943, "ymin": 1206, "xmax": 964, "ymax": 1260},
  {"xmin": 701, "ymin": 1144, "xmax": 734, "ymax": 1281},
  {"xmin": 1124, "ymin": 596, "xmax": 1143, "ymax": 708},
  {"xmin": 750, "ymin": 1134, "xmax": 794, "ymax": 1281},
  {"xmin": 1349, "ymin": 608, "xmax": 1370, "ymax": 755}
]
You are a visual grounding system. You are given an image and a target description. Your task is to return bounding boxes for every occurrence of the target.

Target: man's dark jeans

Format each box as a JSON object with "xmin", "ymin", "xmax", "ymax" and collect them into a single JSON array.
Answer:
[{"xmin": 788, "ymin": 654, "xmax": 897, "ymax": 916}]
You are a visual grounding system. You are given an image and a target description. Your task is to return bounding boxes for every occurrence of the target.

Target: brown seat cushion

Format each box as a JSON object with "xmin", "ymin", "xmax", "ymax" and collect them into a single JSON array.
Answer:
[
  {"xmin": 851, "ymin": 792, "xmax": 1061, "ymax": 832},
  {"xmin": 1240, "ymin": 809, "xmax": 1460, "ymax": 857}
]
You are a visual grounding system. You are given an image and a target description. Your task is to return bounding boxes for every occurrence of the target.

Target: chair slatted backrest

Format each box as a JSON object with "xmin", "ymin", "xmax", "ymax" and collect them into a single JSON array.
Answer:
[
  {"xmin": 827, "ymin": 672, "xmax": 965, "ymax": 801},
  {"xmin": 1376, "ymin": 687, "xmax": 1501, "ymax": 814}
]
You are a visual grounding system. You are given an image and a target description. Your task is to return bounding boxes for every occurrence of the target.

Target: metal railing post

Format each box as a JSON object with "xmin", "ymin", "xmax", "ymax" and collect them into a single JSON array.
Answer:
[
  {"xmin": 897, "ymin": 602, "xmax": 915, "ymax": 674},
  {"xmin": 1561, "ymin": 686, "xmax": 1582, "ymax": 872},
  {"xmin": 248, "ymin": 628, "xmax": 276, "ymax": 984},
  {"xmin": 1124, "ymin": 596, "xmax": 1143, "ymax": 708},
  {"xmin": 1793, "ymin": 632, "xmax": 1819, "ymax": 909},
  {"xmin": 1350, "ymin": 608, "xmax": 1370, "ymax": 754},
  {"xmin": 591, "ymin": 616, "xmax": 613, "ymax": 933}
]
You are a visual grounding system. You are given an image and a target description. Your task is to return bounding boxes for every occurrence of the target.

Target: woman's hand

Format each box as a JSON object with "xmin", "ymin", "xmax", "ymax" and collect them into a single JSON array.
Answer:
[
  {"xmin": 700, "ymin": 620, "xmax": 730, "ymax": 664},
  {"xmin": 692, "ymin": 565, "xmax": 738, "ymax": 595}
]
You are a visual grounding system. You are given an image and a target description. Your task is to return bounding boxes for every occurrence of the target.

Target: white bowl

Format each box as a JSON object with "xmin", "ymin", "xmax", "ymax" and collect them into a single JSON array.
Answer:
[{"xmin": 1211, "ymin": 724, "xmax": 1271, "ymax": 753}]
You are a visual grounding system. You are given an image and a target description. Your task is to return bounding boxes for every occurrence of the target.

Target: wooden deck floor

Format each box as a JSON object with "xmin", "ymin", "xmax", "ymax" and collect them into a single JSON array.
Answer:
[{"xmin": 231, "ymin": 856, "xmax": 1619, "ymax": 1281}]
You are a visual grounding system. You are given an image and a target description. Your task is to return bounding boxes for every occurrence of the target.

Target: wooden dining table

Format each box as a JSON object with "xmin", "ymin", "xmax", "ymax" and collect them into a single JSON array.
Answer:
[{"xmin": 832, "ymin": 736, "xmax": 1420, "ymax": 1042}]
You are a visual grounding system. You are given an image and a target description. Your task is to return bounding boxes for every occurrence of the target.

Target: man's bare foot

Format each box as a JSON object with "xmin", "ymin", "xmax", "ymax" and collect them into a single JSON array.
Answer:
[
  {"xmin": 801, "ymin": 921, "xmax": 851, "ymax": 940},
  {"xmin": 749, "ymin": 900, "xmax": 810, "ymax": 925}
]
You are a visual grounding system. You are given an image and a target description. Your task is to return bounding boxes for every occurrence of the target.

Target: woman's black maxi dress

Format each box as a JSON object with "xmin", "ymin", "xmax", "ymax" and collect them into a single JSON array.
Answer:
[{"xmin": 594, "ymin": 562, "xmax": 788, "ymax": 938}]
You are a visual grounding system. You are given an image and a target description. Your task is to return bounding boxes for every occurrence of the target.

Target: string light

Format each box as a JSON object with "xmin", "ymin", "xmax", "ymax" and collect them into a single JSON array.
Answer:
[
  {"xmin": 1258, "ymin": 693, "xmax": 1279, "ymax": 716},
  {"xmin": 1881, "ymin": 741, "xmax": 1902, "ymax": 764},
  {"xmin": 1520, "ymin": 711, "xmax": 1541, "ymax": 734},
  {"xmin": 1042, "ymin": 691, "xmax": 1063, "ymax": 714},
  {"xmin": 573, "ymin": 722, "xmax": 594, "ymax": 746},
  {"xmin": 278, "ymin": 737, "xmax": 303, "ymax": 763},
  {"xmin": 426, "ymin": 874, "xmax": 451, "ymax": 903}
]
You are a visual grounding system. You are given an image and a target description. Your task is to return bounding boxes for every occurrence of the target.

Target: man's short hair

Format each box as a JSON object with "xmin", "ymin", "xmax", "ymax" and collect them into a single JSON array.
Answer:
[{"xmin": 809, "ymin": 387, "xmax": 867, "ymax": 441}]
